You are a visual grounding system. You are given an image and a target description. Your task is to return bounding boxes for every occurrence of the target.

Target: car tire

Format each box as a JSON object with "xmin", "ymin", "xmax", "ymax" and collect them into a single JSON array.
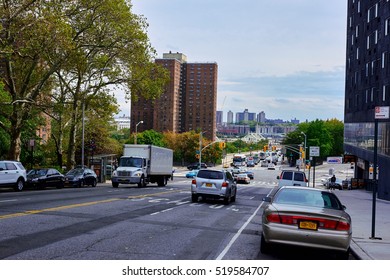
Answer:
[
  {"xmin": 191, "ymin": 194, "xmax": 198, "ymax": 203},
  {"xmin": 231, "ymin": 190, "xmax": 236, "ymax": 202},
  {"xmin": 57, "ymin": 182, "xmax": 64, "ymax": 189},
  {"xmin": 223, "ymin": 194, "xmax": 231, "ymax": 205},
  {"xmin": 112, "ymin": 182, "xmax": 119, "ymax": 188},
  {"xmin": 138, "ymin": 176, "xmax": 145, "ymax": 188},
  {"xmin": 14, "ymin": 178, "xmax": 24, "ymax": 192},
  {"xmin": 336, "ymin": 248, "xmax": 350, "ymax": 260},
  {"xmin": 157, "ymin": 176, "xmax": 167, "ymax": 187},
  {"xmin": 260, "ymin": 234, "xmax": 271, "ymax": 254},
  {"xmin": 91, "ymin": 179, "xmax": 97, "ymax": 187},
  {"xmin": 78, "ymin": 180, "xmax": 84, "ymax": 188}
]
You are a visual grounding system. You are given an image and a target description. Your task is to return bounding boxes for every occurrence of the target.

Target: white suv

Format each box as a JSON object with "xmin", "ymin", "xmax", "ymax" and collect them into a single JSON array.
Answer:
[{"xmin": 0, "ymin": 161, "xmax": 27, "ymax": 191}]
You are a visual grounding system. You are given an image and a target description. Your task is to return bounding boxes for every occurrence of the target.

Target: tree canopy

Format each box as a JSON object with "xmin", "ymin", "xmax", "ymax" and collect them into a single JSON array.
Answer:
[{"xmin": 0, "ymin": 0, "xmax": 168, "ymax": 166}]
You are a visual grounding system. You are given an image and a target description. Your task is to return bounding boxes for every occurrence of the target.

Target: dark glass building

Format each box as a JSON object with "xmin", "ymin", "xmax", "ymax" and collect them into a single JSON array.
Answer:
[{"xmin": 344, "ymin": 0, "xmax": 390, "ymax": 200}]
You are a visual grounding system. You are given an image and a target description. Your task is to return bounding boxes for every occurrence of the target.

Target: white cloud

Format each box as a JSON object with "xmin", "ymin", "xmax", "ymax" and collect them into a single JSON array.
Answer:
[{"xmin": 131, "ymin": 0, "xmax": 347, "ymax": 122}]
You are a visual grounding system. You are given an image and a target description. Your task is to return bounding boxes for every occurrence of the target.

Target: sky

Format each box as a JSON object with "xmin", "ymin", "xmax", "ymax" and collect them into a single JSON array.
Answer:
[{"xmin": 117, "ymin": 0, "xmax": 348, "ymax": 122}]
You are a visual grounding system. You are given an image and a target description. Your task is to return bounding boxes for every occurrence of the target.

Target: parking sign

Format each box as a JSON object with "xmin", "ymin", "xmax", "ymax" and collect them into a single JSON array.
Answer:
[{"xmin": 310, "ymin": 146, "xmax": 320, "ymax": 157}]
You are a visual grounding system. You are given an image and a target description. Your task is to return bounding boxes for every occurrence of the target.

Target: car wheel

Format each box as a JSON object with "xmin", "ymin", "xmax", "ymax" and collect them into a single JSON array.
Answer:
[
  {"xmin": 231, "ymin": 189, "xmax": 236, "ymax": 202},
  {"xmin": 223, "ymin": 194, "xmax": 231, "ymax": 205},
  {"xmin": 260, "ymin": 234, "xmax": 271, "ymax": 254},
  {"xmin": 138, "ymin": 176, "xmax": 145, "ymax": 188},
  {"xmin": 336, "ymin": 248, "xmax": 350, "ymax": 260},
  {"xmin": 14, "ymin": 178, "xmax": 24, "ymax": 192},
  {"xmin": 112, "ymin": 182, "xmax": 119, "ymax": 188},
  {"xmin": 191, "ymin": 194, "xmax": 198, "ymax": 203},
  {"xmin": 91, "ymin": 179, "xmax": 97, "ymax": 187},
  {"xmin": 78, "ymin": 180, "xmax": 84, "ymax": 188}
]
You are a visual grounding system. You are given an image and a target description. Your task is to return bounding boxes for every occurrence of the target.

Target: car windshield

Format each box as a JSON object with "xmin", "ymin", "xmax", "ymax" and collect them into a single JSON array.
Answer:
[
  {"xmin": 274, "ymin": 188, "xmax": 343, "ymax": 210},
  {"xmin": 120, "ymin": 157, "xmax": 142, "ymax": 168},
  {"xmin": 67, "ymin": 168, "xmax": 84, "ymax": 175},
  {"xmin": 197, "ymin": 170, "xmax": 224, "ymax": 180},
  {"xmin": 28, "ymin": 169, "xmax": 48, "ymax": 176}
]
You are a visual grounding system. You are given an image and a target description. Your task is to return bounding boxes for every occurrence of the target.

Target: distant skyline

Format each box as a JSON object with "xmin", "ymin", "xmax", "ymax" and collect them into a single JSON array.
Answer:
[{"xmin": 116, "ymin": 0, "xmax": 347, "ymax": 122}]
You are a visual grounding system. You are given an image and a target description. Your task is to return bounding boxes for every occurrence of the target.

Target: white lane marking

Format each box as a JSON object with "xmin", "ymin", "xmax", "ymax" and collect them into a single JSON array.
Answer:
[
  {"xmin": 150, "ymin": 207, "xmax": 174, "ymax": 216},
  {"xmin": 0, "ymin": 199, "xmax": 18, "ymax": 203},
  {"xmin": 215, "ymin": 189, "xmax": 274, "ymax": 260}
]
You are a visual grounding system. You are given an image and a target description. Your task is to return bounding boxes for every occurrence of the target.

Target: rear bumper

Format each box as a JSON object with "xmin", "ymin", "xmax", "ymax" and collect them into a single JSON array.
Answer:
[{"xmin": 263, "ymin": 223, "xmax": 351, "ymax": 252}]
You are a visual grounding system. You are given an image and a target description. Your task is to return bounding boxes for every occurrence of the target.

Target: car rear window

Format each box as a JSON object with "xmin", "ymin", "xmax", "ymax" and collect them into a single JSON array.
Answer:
[
  {"xmin": 294, "ymin": 172, "xmax": 305, "ymax": 182},
  {"xmin": 281, "ymin": 171, "xmax": 293, "ymax": 180},
  {"xmin": 274, "ymin": 189, "xmax": 343, "ymax": 210},
  {"xmin": 197, "ymin": 170, "xmax": 223, "ymax": 179}
]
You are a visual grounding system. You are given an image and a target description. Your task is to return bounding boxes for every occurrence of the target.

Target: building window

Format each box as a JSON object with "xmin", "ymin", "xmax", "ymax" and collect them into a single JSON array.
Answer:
[{"xmin": 385, "ymin": 18, "xmax": 390, "ymax": 36}]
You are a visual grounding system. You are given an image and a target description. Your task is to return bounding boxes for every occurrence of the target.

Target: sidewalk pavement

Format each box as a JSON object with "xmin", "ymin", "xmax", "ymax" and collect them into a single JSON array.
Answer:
[{"xmin": 312, "ymin": 162, "xmax": 390, "ymax": 260}]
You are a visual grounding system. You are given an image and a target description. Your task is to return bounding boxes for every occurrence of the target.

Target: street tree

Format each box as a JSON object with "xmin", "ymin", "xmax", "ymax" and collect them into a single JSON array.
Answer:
[{"xmin": 0, "ymin": 0, "xmax": 169, "ymax": 165}]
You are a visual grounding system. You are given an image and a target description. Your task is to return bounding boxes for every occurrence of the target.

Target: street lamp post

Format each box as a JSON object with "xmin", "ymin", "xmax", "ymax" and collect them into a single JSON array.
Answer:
[{"xmin": 135, "ymin": 121, "xmax": 143, "ymax": 144}]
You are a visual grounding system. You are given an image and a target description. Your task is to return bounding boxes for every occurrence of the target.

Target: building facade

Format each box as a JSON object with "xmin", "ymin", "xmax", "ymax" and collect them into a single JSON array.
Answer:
[
  {"xmin": 344, "ymin": 0, "xmax": 390, "ymax": 200},
  {"xmin": 131, "ymin": 52, "xmax": 218, "ymax": 141}
]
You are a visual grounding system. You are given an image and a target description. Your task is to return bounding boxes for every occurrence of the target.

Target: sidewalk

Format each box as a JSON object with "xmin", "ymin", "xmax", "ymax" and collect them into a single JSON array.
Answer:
[{"xmin": 313, "ymin": 163, "xmax": 390, "ymax": 260}]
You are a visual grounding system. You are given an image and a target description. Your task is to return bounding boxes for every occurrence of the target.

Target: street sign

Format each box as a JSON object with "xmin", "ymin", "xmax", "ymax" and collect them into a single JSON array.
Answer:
[
  {"xmin": 310, "ymin": 146, "xmax": 320, "ymax": 157},
  {"xmin": 375, "ymin": 106, "xmax": 390, "ymax": 119}
]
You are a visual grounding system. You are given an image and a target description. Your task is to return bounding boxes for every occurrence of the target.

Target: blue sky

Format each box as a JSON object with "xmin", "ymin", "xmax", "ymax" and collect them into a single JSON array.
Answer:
[{"xmin": 121, "ymin": 0, "xmax": 347, "ymax": 122}]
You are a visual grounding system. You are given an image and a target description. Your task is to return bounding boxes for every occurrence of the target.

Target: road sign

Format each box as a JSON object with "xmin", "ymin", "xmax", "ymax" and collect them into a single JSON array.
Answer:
[
  {"xmin": 375, "ymin": 106, "xmax": 390, "ymax": 119},
  {"xmin": 310, "ymin": 146, "xmax": 320, "ymax": 157}
]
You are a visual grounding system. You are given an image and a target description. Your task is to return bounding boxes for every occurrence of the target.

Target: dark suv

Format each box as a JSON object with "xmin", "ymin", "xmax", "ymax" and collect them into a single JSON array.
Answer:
[
  {"xmin": 191, "ymin": 169, "xmax": 237, "ymax": 204},
  {"xmin": 187, "ymin": 162, "xmax": 207, "ymax": 170}
]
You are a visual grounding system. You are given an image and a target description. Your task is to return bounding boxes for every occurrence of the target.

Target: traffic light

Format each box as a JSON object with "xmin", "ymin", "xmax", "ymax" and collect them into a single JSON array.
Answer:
[
  {"xmin": 219, "ymin": 142, "xmax": 226, "ymax": 149},
  {"xmin": 263, "ymin": 145, "xmax": 268, "ymax": 152},
  {"xmin": 195, "ymin": 154, "xmax": 200, "ymax": 159}
]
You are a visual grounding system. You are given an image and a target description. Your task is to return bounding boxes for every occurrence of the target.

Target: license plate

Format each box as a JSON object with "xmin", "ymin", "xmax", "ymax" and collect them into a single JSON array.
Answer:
[
  {"xmin": 205, "ymin": 183, "xmax": 212, "ymax": 187},
  {"xmin": 299, "ymin": 221, "xmax": 318, "ymax": 230}
]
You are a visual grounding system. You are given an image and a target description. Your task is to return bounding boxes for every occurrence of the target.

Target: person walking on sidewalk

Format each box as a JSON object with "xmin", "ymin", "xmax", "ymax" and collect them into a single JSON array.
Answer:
[{"xmin": 329, "ymin": 175, "xmax": 336, "ymax": 190}]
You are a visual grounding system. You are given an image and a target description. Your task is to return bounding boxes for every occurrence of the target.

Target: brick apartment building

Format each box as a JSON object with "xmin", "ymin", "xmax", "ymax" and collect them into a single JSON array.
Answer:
[{"xmin": 131, "ymin": 52, "xmax": 218, "ymax": 141}]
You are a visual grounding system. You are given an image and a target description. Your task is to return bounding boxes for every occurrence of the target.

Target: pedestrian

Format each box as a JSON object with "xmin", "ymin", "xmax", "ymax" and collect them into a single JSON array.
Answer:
[{"xmin": 330, "ymin": 175, "xmax": 336, "ymax": 190}]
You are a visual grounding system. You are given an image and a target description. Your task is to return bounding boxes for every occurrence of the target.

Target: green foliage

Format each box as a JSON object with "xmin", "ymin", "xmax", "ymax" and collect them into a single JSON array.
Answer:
[
  {"xmin": 135, "ymin": 130, "xmax": 166, "ymax": 147},
  {"xmin": 283, "ymin": 119, "xmax": 344, "ymax": 159}
]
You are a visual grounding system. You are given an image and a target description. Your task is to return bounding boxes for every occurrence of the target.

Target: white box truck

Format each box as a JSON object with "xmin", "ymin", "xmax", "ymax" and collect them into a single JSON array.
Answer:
[{"xmin": 111, "ymin": 145, "xmax": 173, "ymax": 188}]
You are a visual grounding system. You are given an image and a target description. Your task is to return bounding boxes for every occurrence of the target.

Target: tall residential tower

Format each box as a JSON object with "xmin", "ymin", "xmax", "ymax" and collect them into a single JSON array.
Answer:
[
  {"xmin": 344, "ymin": 0, "xmax": 390, "ymax": 200},
  {"xmin": 131, "ymin": 52, "xmax": 218, "ymax": 141}
]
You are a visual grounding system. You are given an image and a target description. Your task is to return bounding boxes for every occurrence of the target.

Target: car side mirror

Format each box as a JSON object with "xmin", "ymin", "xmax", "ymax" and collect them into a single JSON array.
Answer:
[
  {"xmin": 262, "ymin": 197, "xmax": 272, "ymax": 203},
  {"xmin": 276, "ymin": 176, "xmax": 280, "ymax": 179}
]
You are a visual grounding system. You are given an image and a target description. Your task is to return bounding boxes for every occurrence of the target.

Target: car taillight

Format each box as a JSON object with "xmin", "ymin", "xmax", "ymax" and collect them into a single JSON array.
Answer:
[
  {"xmin": 266, "ymin": 214, "xmax": 350, "ymax": 231},
  {"xmin": 266, "ymin": 213, "xmax": 281, "ymax": 223},
  {"xmin": 221, "ymin": 181, "xmax": 228, "ymax": 187},
  {"xmin": 192, "ymin": 179, "xmax": 196, "ymax": 184}
]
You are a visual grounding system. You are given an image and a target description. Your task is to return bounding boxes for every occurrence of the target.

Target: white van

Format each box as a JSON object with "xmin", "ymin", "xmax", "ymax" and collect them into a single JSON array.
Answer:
[{"xmin": 277, "ymin": 170, "xmax": 308, "ymax": 187}]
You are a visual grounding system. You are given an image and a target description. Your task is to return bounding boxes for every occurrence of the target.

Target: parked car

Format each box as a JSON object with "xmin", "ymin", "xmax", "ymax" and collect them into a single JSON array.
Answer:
[
  {"xmin": 64, "ymin": 167, "xmax": 98, "ymax": 188},
  {"xmin": 321, "ymin": 177, "xmax": 348, "ymax": 190},
  {"xmin": 186, "ymin": 169, "xmax": 199, "ymax": 178},
  {"xmin": 261, "ymin": 186, "xmax": 352, "ymax": 259},
  {"xmin": 267, "ymin": 163, "xmax": 276, "ymax": 170},
  {"xmin": 26, "ymin": 168, "xmax": 65, "ymax": 189},
  {"xmin": 191, "ymin": 169, "xmax": 237, "ymax": 204},
  {"xmin": 236, "ymin": 173, "xmax": 250, "ymax": 184},
  {"xmin": 277, "ymin": 170, "xmax": 308, "ymax": 187},
  {"xmin": 0, "ymin": 160, "xmax": 27, "ymax": 191},
  {"xmin": 243, "ymin": 170, "xmax": 254, "ymax": 180},
  {"xmin": 187, "ymin": 162, "xmax": 207, "ymax": 170}
]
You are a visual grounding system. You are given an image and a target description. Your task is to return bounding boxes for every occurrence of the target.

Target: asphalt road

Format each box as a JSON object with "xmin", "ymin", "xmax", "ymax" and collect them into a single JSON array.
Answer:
[{"xmin": 0, "ymin": 164, "xmax": 355, "ymax": 260}]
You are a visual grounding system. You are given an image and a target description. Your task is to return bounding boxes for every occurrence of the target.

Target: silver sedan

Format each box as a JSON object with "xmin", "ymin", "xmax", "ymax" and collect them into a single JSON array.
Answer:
[{"xmin": 261, "ymin": 186, "xmax": 352, "ymax": 259}]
